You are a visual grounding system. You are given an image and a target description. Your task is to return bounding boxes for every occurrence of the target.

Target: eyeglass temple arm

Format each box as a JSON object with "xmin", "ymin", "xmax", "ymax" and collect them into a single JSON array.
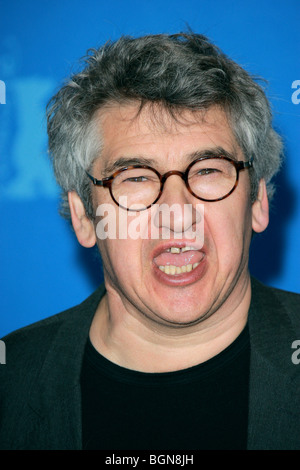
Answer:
[
  {"xmin": 86, "ymin": 171, "xmax": 104, "ymax": 186},
  {"xmin": 238, "ymin": 157, "xmax": 254, "ymax": 170}
]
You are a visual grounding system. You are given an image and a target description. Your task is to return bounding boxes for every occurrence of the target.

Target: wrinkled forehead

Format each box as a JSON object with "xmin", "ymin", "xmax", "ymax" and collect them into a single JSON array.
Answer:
[
  {"xmin": 96, "ymin": 100, "xmax": 234, "ymax": 134},
  {"xmin": 92, "ymin": 101, "xmax": 242, "ymax": 171}
]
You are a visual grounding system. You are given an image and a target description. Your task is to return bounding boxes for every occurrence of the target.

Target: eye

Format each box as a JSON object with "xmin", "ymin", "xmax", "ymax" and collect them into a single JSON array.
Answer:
[
  {"xmin": 124, "ymin": 176, "xmax": 148, "ymax": 183},
  {"xmin": 197, "ymin": 168, "xmax": 221, "ymax": 176}
]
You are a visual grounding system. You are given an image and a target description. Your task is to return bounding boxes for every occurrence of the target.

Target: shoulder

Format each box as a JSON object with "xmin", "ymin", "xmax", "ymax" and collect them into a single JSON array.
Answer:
[
  {"xmin": 2, "ymin": 283, "xmax": 105, "ymax": 337},
  {"xmin": 269, "ymin": 284, "xmax": 300, "ymax": 307},
  {"xmin": 250, "ymin": 277, "xmax": 300, "ymax": 335},
  {"xmin": 2, "ymin": 284, "xmax": 103, "ymax": 341},
  {"xmin": 0, "ymin": 284, "xmax": 105, "ymax": 385},
  {"xmin": 251, "ymin": 276, "xmax": 300, "ymax": 300}
]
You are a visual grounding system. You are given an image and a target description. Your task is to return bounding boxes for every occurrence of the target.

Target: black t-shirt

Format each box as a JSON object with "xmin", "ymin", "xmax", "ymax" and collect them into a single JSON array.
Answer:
[{"xmin": 80, "ymin": 325, "xmax": 250, "ymax": 450}]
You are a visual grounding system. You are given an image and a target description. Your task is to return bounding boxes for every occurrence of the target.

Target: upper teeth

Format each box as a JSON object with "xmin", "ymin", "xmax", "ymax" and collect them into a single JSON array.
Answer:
[{"xmin": 168, "ymin": 246, "xmax": 196, "ymax": 253}]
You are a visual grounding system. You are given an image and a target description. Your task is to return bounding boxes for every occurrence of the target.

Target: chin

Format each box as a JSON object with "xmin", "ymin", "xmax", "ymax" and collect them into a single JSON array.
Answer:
[{"xmin": 145, "ymin": 292, "xmax": 212, "ymax": 328}]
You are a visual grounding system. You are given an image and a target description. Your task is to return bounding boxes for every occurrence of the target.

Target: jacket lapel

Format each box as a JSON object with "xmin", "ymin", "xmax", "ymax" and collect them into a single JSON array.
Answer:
[
  {"xmin": 25, "ymin": 285, "xmax": 105, "ymax": 449},
  {"xmin": 247, "ymin": 278, "xmax": 300, "ymax": 449}
]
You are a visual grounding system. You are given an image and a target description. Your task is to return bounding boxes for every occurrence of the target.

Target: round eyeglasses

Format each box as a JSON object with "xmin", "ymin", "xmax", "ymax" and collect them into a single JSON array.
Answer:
[{"xmin": 86, "ymin": 156, "xmax": 253, "ymax": 211}]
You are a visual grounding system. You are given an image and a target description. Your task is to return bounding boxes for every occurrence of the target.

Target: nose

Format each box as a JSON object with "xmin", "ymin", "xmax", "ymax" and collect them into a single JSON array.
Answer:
[
  {"xmin": 159, "ymin": 171, "xmax": 190, "ymax": 206},
  {"xmin": 152, "ymin": 172, "xmax": 201, "ymax": 238}
]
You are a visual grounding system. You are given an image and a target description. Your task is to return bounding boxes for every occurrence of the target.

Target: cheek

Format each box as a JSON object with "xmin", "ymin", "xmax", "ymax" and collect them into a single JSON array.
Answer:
[
  {"xmin": 94, "ymin": 202, "xmax": 152, "ymax": 276},
  {"xmin": 97, "ymin": 237, "xmax": 144, "ymax": 282},
  {"xmin": 206, "ymin": 199, "xmax": 253, "ymax": 264}
]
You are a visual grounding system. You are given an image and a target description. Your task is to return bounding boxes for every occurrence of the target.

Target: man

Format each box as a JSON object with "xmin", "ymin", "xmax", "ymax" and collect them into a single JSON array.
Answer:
[{"xmin": 1, "ymin": 32, "xmax": 299, "ymax": 450}]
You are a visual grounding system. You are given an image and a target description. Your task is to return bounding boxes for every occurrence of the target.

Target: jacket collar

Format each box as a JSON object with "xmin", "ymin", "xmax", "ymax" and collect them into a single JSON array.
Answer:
[{"xmin": 27, "ymin": 284, "xmax": 106, "ymax": 449}]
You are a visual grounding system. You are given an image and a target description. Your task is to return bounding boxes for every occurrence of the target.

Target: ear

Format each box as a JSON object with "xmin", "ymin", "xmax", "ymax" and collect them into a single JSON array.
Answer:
[
  {"xmin": 251, "ymin": 179, "xmax": 269, "ymax": 233},
  {"xmin": 68, "ymin": 191, "xmax": 96, "ymax": 248}
]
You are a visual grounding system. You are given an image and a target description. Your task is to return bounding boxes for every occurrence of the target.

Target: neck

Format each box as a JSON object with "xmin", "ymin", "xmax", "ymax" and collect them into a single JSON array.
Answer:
[{"xmin": 89, "ymin": 277, "xmax": 251, "ymax": 373}]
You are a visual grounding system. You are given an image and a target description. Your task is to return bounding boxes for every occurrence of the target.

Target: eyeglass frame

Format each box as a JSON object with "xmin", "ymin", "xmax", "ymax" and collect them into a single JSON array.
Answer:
[{"xmin": 86, "ymin": 155, "xmax": 254, "ymax": 211}]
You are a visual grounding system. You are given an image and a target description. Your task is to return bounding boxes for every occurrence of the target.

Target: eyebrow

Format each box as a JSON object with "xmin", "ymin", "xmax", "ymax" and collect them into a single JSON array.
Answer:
[
  {"xmin": 102, "ymin": 146, "xmax": 238, "ymax": 176},
  {"xmin": 186, "ymin": 147, "xmax": 238, "ymax": 163},
  {"xmin": 102, "ymin": 157, "xmax": 157, "ymax": 176}
]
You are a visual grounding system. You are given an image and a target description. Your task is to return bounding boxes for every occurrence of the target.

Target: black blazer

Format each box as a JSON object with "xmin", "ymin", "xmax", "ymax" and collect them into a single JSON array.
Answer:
[{"xmin": 0, "ymin": 278, "xmax": 299, "ymax": 450}]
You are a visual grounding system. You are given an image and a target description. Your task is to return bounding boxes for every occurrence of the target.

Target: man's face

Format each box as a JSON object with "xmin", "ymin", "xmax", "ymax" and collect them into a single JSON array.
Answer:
[{"xmin": 90, "ymin": 103, "xmax": 259, "ymax": 327}]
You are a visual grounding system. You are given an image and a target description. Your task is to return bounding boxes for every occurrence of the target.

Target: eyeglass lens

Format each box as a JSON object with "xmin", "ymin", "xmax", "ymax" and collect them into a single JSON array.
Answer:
[{"xmin": 111, "ymin": 158, "xmax": 238, "ymax": 210}]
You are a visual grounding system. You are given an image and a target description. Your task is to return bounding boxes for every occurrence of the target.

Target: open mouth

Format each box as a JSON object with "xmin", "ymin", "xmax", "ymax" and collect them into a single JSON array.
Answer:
[{"xmin": 152, "ymin": 243, "xmax": 206, "ymax": 279}]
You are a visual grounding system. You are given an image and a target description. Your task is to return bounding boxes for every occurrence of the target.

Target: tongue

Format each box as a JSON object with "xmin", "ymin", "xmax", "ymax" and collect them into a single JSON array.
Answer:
[{"xmin": 154, "ymin": 250, "xmax": 204, "ymax": 267}]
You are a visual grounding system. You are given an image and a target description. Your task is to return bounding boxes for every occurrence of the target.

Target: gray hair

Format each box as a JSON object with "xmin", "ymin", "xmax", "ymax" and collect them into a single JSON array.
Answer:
[{"xmin": 46, "ymin": 32, "xmax": 283, "ymax": 220}]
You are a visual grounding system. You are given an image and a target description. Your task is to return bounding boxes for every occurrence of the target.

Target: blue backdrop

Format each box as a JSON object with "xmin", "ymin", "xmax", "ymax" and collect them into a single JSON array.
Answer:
[{"xmin": 1, "ymin": 0, "xmax": 299, "ymax": 336}]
